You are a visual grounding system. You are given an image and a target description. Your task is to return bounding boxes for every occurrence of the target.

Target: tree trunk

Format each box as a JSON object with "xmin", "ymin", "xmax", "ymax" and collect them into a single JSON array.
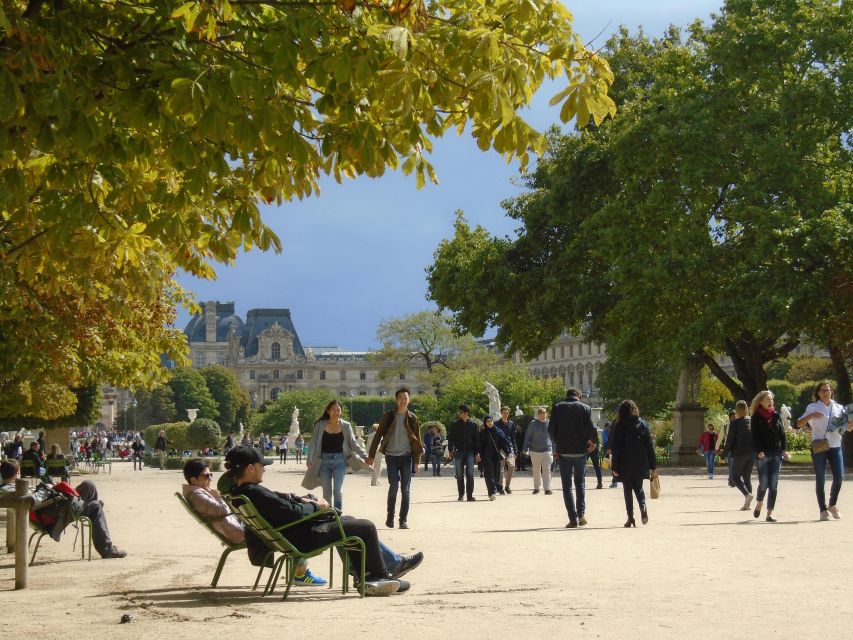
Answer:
[{"xmin": 828, "ymin": 344, "xmax": 851, "ymax": 404}]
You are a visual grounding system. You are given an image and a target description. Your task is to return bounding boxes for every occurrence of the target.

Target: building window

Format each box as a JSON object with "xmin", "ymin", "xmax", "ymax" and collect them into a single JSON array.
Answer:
[
  {"xmin": 587, "ymin": 343, "xmax": 592, "ymax": 356},
  {"xmin": 273, "ymin": 369, "xmax": 279, "ymax": 380},
  {"xmin": 320, "ymin": 370, "xmax": 326, "ymax": 381},
  {"xmin": 569, "ymin": 371, "xmax": 574, "ymax": 386},
  {"xmin": 217, "ymin": 352, "xmax": 228, "ymax": 365},
  {"xmin": 340, "ymin": 370, "xmax": 346, "ymax": 380},
  {"xmin": 271, "ymin": 387, "xmax": 281, "ymax": 400},
  {"xmin": 249, "ymin": 370, "xmax": 255, "ymax": 380},
  {"xmin": 561, "ymin": 346, "xmax": 565, "ymax": 359},
  {"xmin": 195, "ymin": 352, "xmax": 206, "ymax": 368},
  {"xmin": 578, "ymin": 370, "xmax": 584, "ymax": 387},
  {"xmin": 569, "ymin": 344, "xmax": 574, "ymax": 357},
  {"xmin": 271, "ymin": 342, "xmax": 281, "ymax": 360},
  {"xmin": 597, "ymin": 344, "xmax": 602, "ymax": 355},
  {"xmin": 399, "ymin": 373, "xmax": 406, "ymax": 381},
  {"xmin": 359, "ymin": 391, "xmax": 367, "ymax": 396},
  {"xmin": 297, "ymin": 369, "xmax": 303, "ymax": 380},
  {"xmin": 551, "ymin": 347, "xmax": 556, "ymax": 359},
  {"xmin": 359, "ymin": 370, "xmax": 366, "ymax": 381}
]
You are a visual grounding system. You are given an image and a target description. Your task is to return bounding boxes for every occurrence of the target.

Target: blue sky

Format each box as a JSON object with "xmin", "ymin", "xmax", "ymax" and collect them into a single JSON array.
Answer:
[{"xmin": 177, "ymin": 1, "xmax": 723, "ymax": 350}]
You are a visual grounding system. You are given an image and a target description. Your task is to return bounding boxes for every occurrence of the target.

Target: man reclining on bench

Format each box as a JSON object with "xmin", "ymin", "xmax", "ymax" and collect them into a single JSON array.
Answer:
[{"xmin": 224, "ymin": 446, "xmax": 423, "ymax": 596}]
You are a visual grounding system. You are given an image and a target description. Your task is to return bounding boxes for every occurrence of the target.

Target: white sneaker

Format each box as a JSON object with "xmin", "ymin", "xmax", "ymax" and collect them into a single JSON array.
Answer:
[
  {"xmin": 829, "ymin": 505, "xmax": 841, "ymax": 519},
  {"xmin": 820, "ymin": 510, "xmax": 831, "ymax": 521},
  {"xmin": 363, "ymin": 580, "xmax": 400, "ymax": 597},
  {"xmin": 741, "ymin": 494, "xmax": 753, "ymax": 511}
]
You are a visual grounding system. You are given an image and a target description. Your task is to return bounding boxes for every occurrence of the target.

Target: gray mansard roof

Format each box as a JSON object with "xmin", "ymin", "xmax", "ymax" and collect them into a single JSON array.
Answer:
[{"xmin": 183, "ymin": 304, "xmax": 305, "ymax": 359}]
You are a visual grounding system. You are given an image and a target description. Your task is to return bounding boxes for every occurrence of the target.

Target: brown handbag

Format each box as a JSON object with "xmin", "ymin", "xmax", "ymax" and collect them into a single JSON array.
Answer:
[{"xmin": 812, "ymin": 438, "xmax": 830, "ymax": 454}]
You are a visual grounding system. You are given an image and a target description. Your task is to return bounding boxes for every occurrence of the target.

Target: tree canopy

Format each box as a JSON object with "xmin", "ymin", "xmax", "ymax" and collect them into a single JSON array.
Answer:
[
  {"xmin": 0, "ymin": 0, "xmax": 616, "ymax": 420},
  {"xmin": 428, "ymin": 0, "xmax": 852, "ymax": 404}
]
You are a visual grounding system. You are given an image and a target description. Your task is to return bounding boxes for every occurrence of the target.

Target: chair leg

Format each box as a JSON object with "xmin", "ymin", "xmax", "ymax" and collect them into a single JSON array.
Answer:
[
  {"xmin": 211, "ymin": 547, "xmax": 233, "ymax": 587},
  {"xmin": 281, "ymin": 559, "xmax": 298, "ymax": 601},
  {"xmin": 265, "ymin": 556, "xmax": 286, "ymax": 597},
  {"xmin": 252, "ymin": 551, "xmax": 273, "ymax": 591},
  {"xmin": 29, "ymin": 531, "xmax": 46, "ymax": 567},
  {"xmin": 328, "ymin": 547, "xmax": 334, "ymax": 590}
]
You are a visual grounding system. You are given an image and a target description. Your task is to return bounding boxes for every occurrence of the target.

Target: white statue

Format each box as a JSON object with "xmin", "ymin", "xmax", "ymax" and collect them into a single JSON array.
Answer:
[
  {"xmin": 286, "ymin": 406, "xmax": 301, "ymax": 449},
  {"xmin": 484, "ymin": 381, "xmax": 501, "ymax": 419},
  {"xmin": 187, "ymin": 408, "xmax": 198, "ymax": 423},
  {"xmin": 515, "ymin": 405, "xmax": 523, "ymax": 417},
  {"xmin": 780, "ymin": 404, "xmax": 792, "ymax": 431}
]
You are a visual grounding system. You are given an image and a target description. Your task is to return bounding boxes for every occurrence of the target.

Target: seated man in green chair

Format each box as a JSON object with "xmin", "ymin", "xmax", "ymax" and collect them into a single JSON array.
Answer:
[
  {"xmin": 0, "ymin": 460, "xmax": 126, "ymax": 559},
  {"xmin": 225, "ymin": 447, "xmax": 423, "ymax": 596},
  {"xmin": 182, "ymin": 459, "xmax": 327, "ymax": 585}
]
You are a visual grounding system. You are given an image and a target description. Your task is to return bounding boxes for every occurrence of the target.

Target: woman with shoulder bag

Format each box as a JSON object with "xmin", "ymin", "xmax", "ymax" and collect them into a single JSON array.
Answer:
[
  {"xmin": 796, "ymin": 380, "xmax": 851, "ymax": 521},
  {"xmin": 750, "ymin": 391, "xmax": 790, "ymax": 522},
  {"xmin": 610, "ymin": 400, "xmax": 657, "ymax": 527},
  {"xmin": 306, "ymin": 400, "xmax": 368, "ymax": 512}
]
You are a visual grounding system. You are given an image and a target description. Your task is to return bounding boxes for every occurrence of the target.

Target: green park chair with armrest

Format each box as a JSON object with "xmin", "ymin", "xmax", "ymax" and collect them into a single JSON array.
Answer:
[
  {"xmin": 45, "ymin": 458, "xmax": 70, "ymax": 482},
  {"xmin": 174, "ymin": 492, "xmax": 274, "ymax": 591},
  {"xmin": 28, "ymin": 495, "xmax": 92, "ymax": 566},
  {"xmin": 224, "ymin": 493, "xmax": 366, "ymax": 600}
]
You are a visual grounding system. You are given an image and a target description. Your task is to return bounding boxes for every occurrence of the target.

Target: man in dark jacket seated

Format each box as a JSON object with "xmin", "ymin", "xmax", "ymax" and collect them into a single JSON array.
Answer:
[{"xmin": 225, "ymin": 446, "xmax": 422, "ymax": 596}]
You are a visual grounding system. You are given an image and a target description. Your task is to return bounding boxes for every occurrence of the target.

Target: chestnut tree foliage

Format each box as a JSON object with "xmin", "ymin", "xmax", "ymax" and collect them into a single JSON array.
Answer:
[
  {"xmin": 0, "ymin": 0, "xmax": 616, "ymax": 418},
  {"xmin": 428, "ymin": 0, "xmax": 852, "ymax": 408}
]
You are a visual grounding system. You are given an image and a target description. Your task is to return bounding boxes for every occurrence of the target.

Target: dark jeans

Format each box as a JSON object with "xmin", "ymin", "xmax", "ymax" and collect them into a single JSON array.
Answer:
[
  {"xmin": 300, "ymin": 516, "xmax": 389, "ymax": 579},
  {"xmin": 730, "ymin": 453, "xmax": 754, "ymax": 497},
  {"xmin": 279, "ymin": 449, "xmax": 287, "ymax": 463},
  {"xmin": 385, "ymin": 454, "xmax": 412, "ymax": 521},
  {"xmin": 454, "ymin": 451, "xmax": 476, "ymax": 498},
  {"xmin": 588, "ymin": 446, "xmax": 602, "ymax": 483},
  {"xmin": 482, "ymin": 454, "xmax": 501, "ymax": 496},
  {"xmin": 621, "ymin": 475, "xmax": 646, "ymax": 518},
  {"xmin": 84, "ymin": 502, "xmax": 116, "ymax": 557},
  {"xmin": 557, "ymin": 456, "xmax": 587, "ymax": 522},
  {"xmin": 756, "ymin": 454, "xmax": 782, "ymax": 509},
  {"xmin": 430, "ymin": 454, "xmax": 442, "ymax": 475},
  {"xmin": 812, "ymin": 446, "xmax": 844, "ymax": 512}
]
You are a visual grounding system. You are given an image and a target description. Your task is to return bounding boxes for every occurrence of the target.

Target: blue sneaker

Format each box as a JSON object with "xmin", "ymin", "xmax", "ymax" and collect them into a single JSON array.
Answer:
[{"xmin": 293, "ymin": 569, "xmax": 327, "ymax": 586}]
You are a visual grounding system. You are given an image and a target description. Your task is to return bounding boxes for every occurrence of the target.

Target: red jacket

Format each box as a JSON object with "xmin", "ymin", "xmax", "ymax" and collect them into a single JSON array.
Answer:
[{"xmin": 698, "ymin": 431, "xmax": 718, "ymax": 453}]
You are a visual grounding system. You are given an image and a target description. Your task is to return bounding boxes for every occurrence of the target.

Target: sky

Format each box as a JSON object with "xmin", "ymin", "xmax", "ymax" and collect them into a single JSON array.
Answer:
[{"xmin": 176, "ymin": 1, "xmax": 724, "ymax": 350}]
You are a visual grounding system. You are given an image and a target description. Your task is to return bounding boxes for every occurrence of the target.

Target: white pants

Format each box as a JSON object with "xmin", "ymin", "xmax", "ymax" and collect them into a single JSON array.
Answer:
[
  {"xmin": 371, "ymin": 452, "xmax": 384, "ymax": 486},
  {"xmin": 530, "ymin": 451, "xmax": 552, "ymax": 491}
]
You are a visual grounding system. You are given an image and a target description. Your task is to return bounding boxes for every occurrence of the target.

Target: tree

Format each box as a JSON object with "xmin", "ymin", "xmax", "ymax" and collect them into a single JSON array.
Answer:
[
  {"xmin": 251, "ymin": 388, "xmax": 338, "ymax": 437},
  {"xmin": 186, "ymin": 418, "xmax": 222, "ymax": 449},
  {"xmin": 168, "ymin": 367, "xmax": 217, "ymax": 423},
  {"xmin": 200, "ymin": 365, "xmax": 242, "ymax": 431},
  {"xmin": 1, "ymin": 0, "xmax": 616, "ymax": 419},
  {"xmin": 0, "ymin": 384, "xmax": 101, "ymax": 430},
  {"xmin": 119, "ymin": 386, "xmax": 177, "ymax": 431},
  {"xmin": 371, "ymin": 310, "xmax": 499, "ymax": 391},
  {"xmin": 428, "ymin": 1, "xmax": 852, "ymax": 404}
]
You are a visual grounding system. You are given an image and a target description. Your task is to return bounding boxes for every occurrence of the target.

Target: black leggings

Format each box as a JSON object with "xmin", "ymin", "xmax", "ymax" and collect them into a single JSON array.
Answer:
[
  {"xmin": 621, "ymin": 475, "xmax": 646, "ymax": 518},
  {"xmin": 730, "ymin": 453, "xmax": 754, "ymax": 497}
]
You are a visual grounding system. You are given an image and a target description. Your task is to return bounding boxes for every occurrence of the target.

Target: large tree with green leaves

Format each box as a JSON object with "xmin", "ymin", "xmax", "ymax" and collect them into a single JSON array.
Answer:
[
  {"xmin": 168, "ymin": 367, "xmax": 217, "ymax": 422},
  {"xmin": 200, "ymin": 364, "xmax": 242, "ymax": 431},
  {"xmin": 0, "ymin": 0, "xmax": 616, "ymax": 420},
  {"xmin": 370, "ymin": 310, "xmax": 499, "ymax": 392},
  {"xmin": 428, "ymin": 0, "xmax": 852, "ymax": 404}
]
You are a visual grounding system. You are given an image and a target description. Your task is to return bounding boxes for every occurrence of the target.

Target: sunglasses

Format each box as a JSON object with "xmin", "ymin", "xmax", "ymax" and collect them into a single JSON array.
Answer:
[{"xmin": 199, "ymin": 472, "xmax": 214, "ymax": 479}]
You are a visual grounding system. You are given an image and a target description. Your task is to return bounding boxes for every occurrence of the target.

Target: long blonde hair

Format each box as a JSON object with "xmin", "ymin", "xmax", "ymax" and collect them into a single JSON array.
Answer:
[{"xmin": 750, "ymin": 390, "xmax": 773, "ymax": 417}]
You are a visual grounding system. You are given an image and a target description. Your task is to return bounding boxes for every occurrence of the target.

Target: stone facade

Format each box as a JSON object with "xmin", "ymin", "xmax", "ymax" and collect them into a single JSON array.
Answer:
[
  {"xmin": 515, "ymin": 333, "xmax": 607, "ymax": 404},
  {"xmin": 184, "ymin": 302, "xmax": 429, "ymax": 405}
]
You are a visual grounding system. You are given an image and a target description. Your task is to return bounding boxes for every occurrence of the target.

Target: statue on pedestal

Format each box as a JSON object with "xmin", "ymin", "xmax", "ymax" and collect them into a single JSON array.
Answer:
[
  {"xmin": 675, "ymin": 359, "xmax": 703, "ymax": 409},
  {"xmin": 780, "ymin": 405, "xmax": 792, "ymax": 431},
  {"xmin": 484, "ymin": 381, "xmax": 501, "ymax": 418},
  {"xmin": 286, "ymin": 406, "xmax": 300, "ymax": 449}
]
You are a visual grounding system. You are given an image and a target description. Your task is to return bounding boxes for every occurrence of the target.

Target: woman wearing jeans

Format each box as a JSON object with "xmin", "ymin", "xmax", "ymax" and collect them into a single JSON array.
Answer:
[
  {"xmin": 307, "ymin": 400, "xmax": 368, "ymax": 512},
  {"xmin": 697, "ymin": 424, "xmax": 718, "ymax": 479},
  {"xmin": 797, "ymin": 381, "xmax": 852, "ymax": 521},
  {"xmin": 750, "ymin": 390, "xmax": 789, "ymax": 522}
]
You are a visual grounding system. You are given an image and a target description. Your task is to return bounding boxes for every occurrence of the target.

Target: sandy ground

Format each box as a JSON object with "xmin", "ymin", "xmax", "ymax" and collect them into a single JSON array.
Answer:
[{"xmin": 2, "ymin": 459, "xmax": 851, "ymax": 639}]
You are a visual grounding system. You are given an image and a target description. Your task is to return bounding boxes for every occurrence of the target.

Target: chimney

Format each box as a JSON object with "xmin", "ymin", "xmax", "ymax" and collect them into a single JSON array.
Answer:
[{"xmin": 204, "ymin": 301, "xmax": 217, "ymax": 342}]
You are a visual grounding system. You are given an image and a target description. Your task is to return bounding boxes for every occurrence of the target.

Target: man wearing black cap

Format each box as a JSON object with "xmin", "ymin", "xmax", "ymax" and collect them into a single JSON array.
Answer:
[
  {"xmin": 447, "ymin": 404, "xmax": 480, "ymax": 501},
  {"xmin": 225, "ymin": 446, "xmax": 423, "ymax": 596}
]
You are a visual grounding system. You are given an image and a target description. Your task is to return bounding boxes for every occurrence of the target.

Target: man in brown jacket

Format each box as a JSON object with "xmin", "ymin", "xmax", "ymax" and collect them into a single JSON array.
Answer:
[{"xmin": 366, "ymin": 387, "xmax": 423, "ymax": 530}]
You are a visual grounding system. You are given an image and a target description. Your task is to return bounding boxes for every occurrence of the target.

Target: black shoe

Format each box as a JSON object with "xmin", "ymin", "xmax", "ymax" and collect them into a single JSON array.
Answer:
[
  {"xmin": 596, "ymin": 482, "xmax": 603, "ymax": 489},
  {"xmin": 498, "ymin": 489, "xmax": 506, "ymax": 495},
  {"xmin": 624, "ymin": 518, "xmax": 636, "ymax": 528},
  {"xmin": 544, "ymin": 490, "xmax": 553, "ymax": 495},
  {"xmin": 532, "ymin": 489, "xmax": 540, "ymax": 495},
  {"xmin": 101, "ymin": 547, "xmax": 127, "ymax": 559},
  {"xmin": 504, "ymin": 486, "xmax": 512, "ymax": 494},
  {"xmin": 391, "ymin": 551, "xmax": 423, "ymax": 579},
  {"xmin": 640, "ymin": 508, "xmax": 649, "ymax": 525},
  {"xmin": 385, "ymin": 515, "xmax": 394, "ymax": 528},
  {"xmin": 457, "ymin": 495, "xmax": 464, "ymax": 501},
  {"xmin": 566, "ymin": 521, "xmax": 578, "ymax": 529},
  {"xmin": 398, "ymin": 520, "xmax": 409, "ymax": 529},
  {"xmin": 467, "ymin": 496, "xmax": 476, "ymax": 501}
]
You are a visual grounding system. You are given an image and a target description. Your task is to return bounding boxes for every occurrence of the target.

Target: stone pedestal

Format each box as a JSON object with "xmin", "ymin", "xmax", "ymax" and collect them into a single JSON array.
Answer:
[
  {"xmin": 49, "ymin": 426, "xmax": 73, "ymax": 457},
  {"xmin": 670, "ymin": 406, "xmax": 707, "ymax": 466}
]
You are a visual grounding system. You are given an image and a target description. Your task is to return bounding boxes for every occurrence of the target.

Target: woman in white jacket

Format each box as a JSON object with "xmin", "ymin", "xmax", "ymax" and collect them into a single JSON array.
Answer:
[
  {"xmin": 797, "ymin": 381, "xmax": 852, "ymax": 521},
  {"xmin": 307, "ymin": 400, "xmax": 368, "ymax": 512}
]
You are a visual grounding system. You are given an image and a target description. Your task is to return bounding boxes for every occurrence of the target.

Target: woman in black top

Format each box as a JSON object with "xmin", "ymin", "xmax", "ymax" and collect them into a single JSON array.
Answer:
[
  {"xmin": 610, "ymin": 400, "xmax": 657, "ymax": 527},
  {"xmin": 750, "ymin": 391, "xmax": 789, "ymax": 522},
  {"xmin": 723, "ymin": 400, "xmax": 756, "ymax": 511}
]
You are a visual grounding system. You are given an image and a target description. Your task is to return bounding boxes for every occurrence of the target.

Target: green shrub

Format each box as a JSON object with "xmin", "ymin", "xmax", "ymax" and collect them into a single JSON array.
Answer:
[
  {"xmin": 796, "ymin": 381, "xmax": 819, "ymax": 419},
  {"xmin": 786, "ymin": 429, "xmax": 811, "ymax": 453},
  {"xmin": 767, "ymin": 379, "xmax": 797, "ymax": 411},
  {"xmin": 649, "ymin": 420, "xmax": 674, "ymax": 450},
  {"xmin": 419, "ymin": 420, "xmax": 447, "ymax": 438},
  {"xmin": 186, "ymin": 418, "xmax": 222, "ymax": 449},
  {"xmin": 144, "ymin": 421, "xmax": 190, "ymax": 450}
]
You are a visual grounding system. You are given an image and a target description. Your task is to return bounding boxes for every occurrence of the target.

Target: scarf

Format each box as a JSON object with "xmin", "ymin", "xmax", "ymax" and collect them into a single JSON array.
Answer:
[{"xmin": 756, "ymin": 405, "xmax": 775, "ymax": 422}]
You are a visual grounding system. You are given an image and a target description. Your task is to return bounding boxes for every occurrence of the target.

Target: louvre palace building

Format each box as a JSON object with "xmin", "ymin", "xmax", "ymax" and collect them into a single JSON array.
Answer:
[{"xmin": 183, "ymin": 301, "xmax": 430, "ymax": 405}]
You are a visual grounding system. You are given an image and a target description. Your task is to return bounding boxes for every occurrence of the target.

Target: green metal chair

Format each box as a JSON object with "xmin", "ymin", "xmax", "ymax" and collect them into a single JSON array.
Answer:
[
  {"xmin": 174, "ymin": 492, "xmax": 273, "ymax": 590},
  {"xmin": 44, "ymin": 457, "xmax": 70, "ymax": 482},
  {"xmin": 28, "ymin": 512, "xmax": 92, "ymax": 566},
  {"xmin": 224, "ymin": 493, "xmax": 366, "ymax": 600}
]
